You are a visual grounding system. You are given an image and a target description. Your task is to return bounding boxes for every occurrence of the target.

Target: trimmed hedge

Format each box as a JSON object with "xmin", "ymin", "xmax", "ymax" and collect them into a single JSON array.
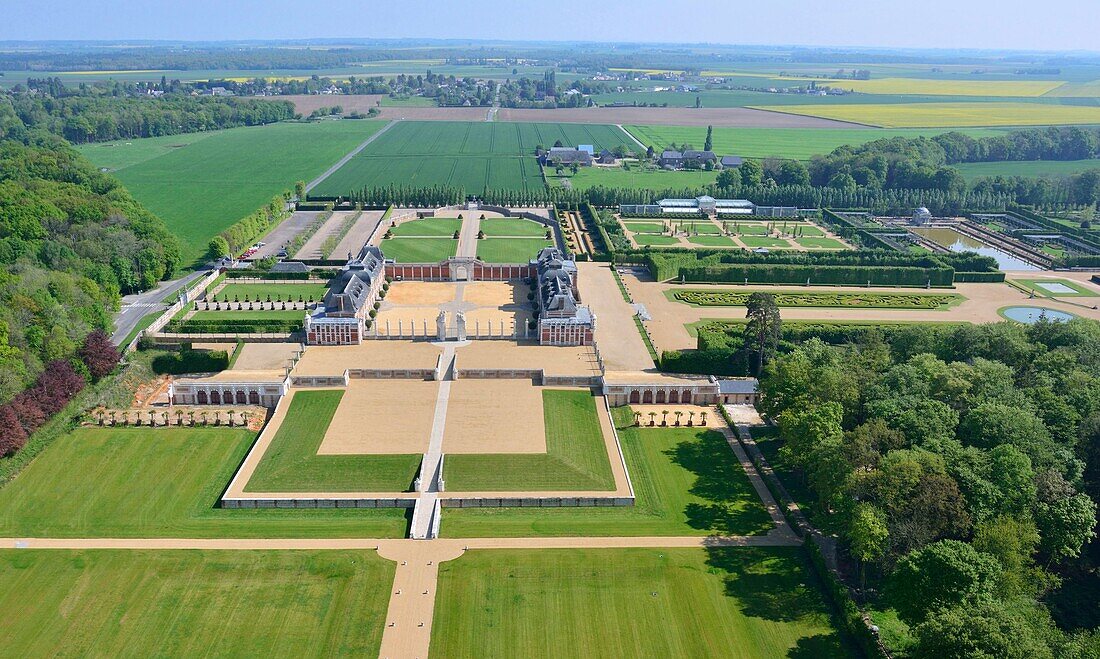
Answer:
[
  {"xmin": 166, "ymin": 318, "xmax": 303, "ymax": 333},
  {"xmin": 953, "ymin": 271, "xmax": 1006, "ymax": 282},
  {"xmin": 151, "ymin": 349, "xmax": 229, "ymax": 375},
  {"xmin": 680, "ymin": 264, "xmax": 954, "ymax": 287}
]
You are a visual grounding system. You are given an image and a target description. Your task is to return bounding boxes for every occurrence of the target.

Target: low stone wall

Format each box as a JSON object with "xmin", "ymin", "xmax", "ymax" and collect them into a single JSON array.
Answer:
[
  {"xmin": 543, "ymin": 375, "xmax": 601, "ymax": 387},
  {"xmin": 290, "ymin": 374, "xmax": 349, "ymax": 387},
  {"xmin": 347, "ymin": 368, "xmax": 435, "ymax": 380},
  {"xmin": 455, "ymin": 368, "xmax": 542, "ymax": 380},
  {"xmin": 441, "ymin": 496, "xmax": 634, "ymax": 507},
  {"xmin": 221, "ymin": 498, "xmax": 415, "ymax": 509}
]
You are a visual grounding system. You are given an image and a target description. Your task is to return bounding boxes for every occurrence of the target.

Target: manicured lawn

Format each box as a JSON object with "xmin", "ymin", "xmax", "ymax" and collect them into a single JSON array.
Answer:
[
  {"xmin": 475, "ymin": 237, "xmax": 553, "ymax": 263},
  {"xmin": 669, "ymin": 289, "xmax": 961, "ymax": 309},
  {"xmin": 445, "ymin": 390, "xmax": 615, "ymax": 492},
  {"xmin": 441, "ymin": 407, "xmax": 772, "ymax": 536},
  {"xmin": 0, "ymin": 427, "xmax": 409, "ymax": 538},
  {"xmin": 723, "ymin": 222, "xmax": 771, "ymax": 235},
  {"xmin": 379, "ymin": 237, "xmax": 458, "ymax": 263},
  {"xmin": 741, "ymin": 236, "xmax": 791, "ymax": 248},
  {"xmin": 212, "ymin": 283, "xmax": 328, "ymax": 302},
  {"xmin": 620, "ymin": 221, "xmax": 668, "ymax": 233},
  {"xmin": 675, "ymin": 221, "xmax": 723, "ymax": 234},
  {"xmin": 389, "ymin": 218, "xmax": 463, "ymax": 237},
  {"xmin": 78, "ymin": 121, "xmax": 389, "ymax": 266},
  {"xmin": 0, "ymin": 549, "xmax": 393, "ymax": 656},
  {"xmin": 688, "ymin": 236, "xmax": 739, "ymax": 247},
  {"xmin": 432, "ymin": 547, "xmax": 850, "ymax": 657},
  {"xmin": 795, "ymin": 237, "xmax": 848, "ymax": 249},
  {"xmin": 789, "ymin": 223, "xmax": 826, "ymax": 237},
  {"xmin": 478, "ymin": 218, "xmax": 549, "ymax": 237},
  {"xmin": 633, "ymin": 234, "xmax": 681, "ymax": 246},
  {"xmin": 1011, "ymin": 277, "xmax": 1099, "ymax": 297},
  {"xmin": 246, "ymin": 390, "xmax": 422, "ymax": 493}
]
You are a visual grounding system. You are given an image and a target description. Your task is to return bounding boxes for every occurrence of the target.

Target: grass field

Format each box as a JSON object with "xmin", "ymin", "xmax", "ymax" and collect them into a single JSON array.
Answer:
[
  {"xmin": 669, "ymin": 289, "xmax": 961, "ymax": 309},
  {"xmin": 444, "ymin": 390, "xmax": 615, "ymax": 492},
  {"xmin": 795, "ymin": 237, "xmax": 847, "ymax": 249},
  {"xmin": 550, "ymin": 166, "xmax": 719, "ymax": 191},
  {"xmin": 0, "ymin": 549, "xmax": 393, "ymax": 656},
  {"xmin": 475, "ymin": 237, "xmax": 553, "ymax": 263},
  {"xmin": 0, "ymin": 427, "xmax": 409, "ymax": 537},
  {"xmin": 477, "ymin": 217, "xmax": 549, "ymax": 237},
  {"xmin": 624, "ymin": 125, "xmax": 1007, "ymax": 160},
  {"xmin": 212, "ymin": 283, "xmax": 328, "ymax": 302},
  {"xmin": 246, "ymin": 390, "xmax": 422, "ymax": 493},
  {"xmin": 688, "ymin": 236, "xmax": 738, "ymax": 247},
  {"xmin": 741, "ymin": 236, "xmax": 791, "ymax": 248},
  {"xmin": 633, "ymin": 234, "xmax": 681, "ymax": 246},
  {"xmin": 78, "ymin": 121, "xmax": 389, "ymax": 266},
  {"xmin": 187, "ymin": 309, "xmax": 307, "ymax": 321},
  {"xmin": 621, "ymin": 221, "xmax": 668, "ymax": 233},
  {"xmin": 1011, "ymin": 278, "xmax": 1099, "ymax": 297},
  {"xmin": 441, "ymin": 407, "xmax": 772, "ymax": 536},
  {"xmin": 379, "ymin": 237, "xmax": 458, "ymax": 262},
  {"xmin": 954, "ymin": 158, "xmax": 1100, "ymax": 179},
  {"xmin": 432, "ymin": 547, "xmax": 849, "ymax": 657},
  {"xmin": 754, "ymin": 102, "xmax": 1100, "ymax": 127},
  {"xmin": 389, "ymin": 218, "xmax": 463, "ymax": 236},
  {"xmin": 311, "ymin": 121, "xmax": 638, "ymax": 196}
]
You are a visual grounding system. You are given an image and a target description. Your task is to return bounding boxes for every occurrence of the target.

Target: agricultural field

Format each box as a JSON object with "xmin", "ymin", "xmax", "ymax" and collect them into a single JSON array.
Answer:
[
  {"xmin": 246, "ymin": 390, "xmax": 423, "ymax": 493},
  {"xmin": 954, "ymin": 158, "xmax": 1100, "ymax": 180},
  {"xmin": 549, "ymin": 165, "xmax": 719, "ymax": 190},
  {"xmin": 668, "ymin": 289, "xmax": 962, "ymax": 309},
  {"xmin": 444, "ymin": 390, "xmax": 615, "ymax": 491},
  {"xmin": 0, "ymin": 549, "xmax": 393, "ymax": 657},
  {"xmin": 378, "ymin": 236, "xmax": 459, "ymax": 262},
  {"xmin": 432, "ymin": 547, "xmax": 849, "ymax": 658},
  {"xmin": 753, "ymin": 102, "xmax": 1100, "ymax": 128},
  {"xmin": 0, "ymin": 427, "xmax": 409, "ymax": 538},
  {"xmin": 78, "ymin": 120, "xmax": 388, "ymax": 266},
  {"xmin": 474, "ymin": 237, "xmax": 554, "ymax": 263},
  {"xmin": 811, "ymin": 77, "xmax": 1064, "ymax": 96},
  {"xmin": 311, "ymin": 121, "xmax": 638, "ymax": 197},
  {"xmin": 624, "ymin": 125, "xmax": 1008, "ymax": 160},
  {"xmin": 441, "ymin": 407, "xmax": 772, "ymax": 537}
]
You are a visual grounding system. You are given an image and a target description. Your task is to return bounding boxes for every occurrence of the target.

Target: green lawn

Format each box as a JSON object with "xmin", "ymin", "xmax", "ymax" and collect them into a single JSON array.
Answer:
[
  {"xmin": 478, "ymin": 218, "xmax": 549, "ymax": 237},
  {"xmin": 621, "ymin": 221, "xmax": 668, "ymax": 233},
  {"xmin": 379, "ymin": 237, "xmax": 458, "ymax": 263},
  {"xmin": 445, "ymin": 390, "xmax": 615, "ymax": 492},
  {"xmin": 633, "ymin": 234, "xmax": 682, "ymax": 246},
  {"xmin": 78, "ymin": 121, "xmax": 389, "ymax": 266},
  {"xmin": 389, "ymin": 218, "xmax": 463, "ymax": 237},
  {"xmin": 1011, "ymin": 277, "xmax": 1099, "ymax": 297},
  {"xmin": 0, "ymin": 549, "xmax": 393, "ymax": 656},
  {"xmin": 0, "ymin": 427, "xmax": 409, "ymax": 538},
  {"xmin": 186, "ymin": 309, "xmax": 307, "ymax": 321},
  {"xmin": 441, "ymin": 407, "xmax": 772, "ymax": 536},
  {"xmin": 724, "ymin": 222, "xmax": 772, "ymax": 235},
  {"xmin": 475, "ymin": 237, "xmax": 553, "ymax": 263},
  {"xmin": 741, "ymin": 236, "xmax": 791, "ymax": 248},
  {"xmin": 795, "ymin": 237, "xmax": 848, "ymax": 249},
  {"xmin": 689, "ymin": 236, "xmax": 739, "ymax": 247},
  {"xmin": 676, "ymin": 221, "xmax": 723, "ymax": 234},
  {"xmin": 246, "ymin": 390, "xmax": 422, "ymax": 493},
  {"xmin": 789, "ymin": 224, "xmax": 826, "ymax": 237},
  {"xmin": 212, "ymin": 283, "xmax": 328, "ymax": 302},
  {"xmin": 432, "ymin": 547, "xmax": 850, "ymax": 658}
]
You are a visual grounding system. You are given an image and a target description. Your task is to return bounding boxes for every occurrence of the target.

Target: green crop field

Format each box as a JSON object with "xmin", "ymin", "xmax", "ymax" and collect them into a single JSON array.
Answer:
[
  {"xmin": 432, "ymin": 547, "xmax": 849, "ymax": 658},
  {"xmin": 212, "ymin": 283, "xmax": 328, "ymax": 302},
  {"xmin": 78, "ymin": 120, "xmax": 389, "ymax": 267},
  {"xmin": 624, "ymin": 125, "xmax": 1008, "ymax": 160},
  {"xmin": 390, "ymin": 218, "xmax": 463, "ymax": 236},
  {"xmin": 445, "ymin": 390, "xmax": 615, "ymax": 491},
  {"xmin": 954, "ymin": 158, "xmax": 1100, "ymax": 179},
  {"xmin": 441, "ymin": 407, "xmax": 772, "ymax": 537},
  {"xmin": 311, "ymin": 121, "xmax": 637, "ymax": 197},
  {"xmin": 378, "ymin": 237, "xmax": 458, "ymax": 262},
  {"xmin": 246, "ymin": 390, "xmax": 422, "ymax": 493},
  {"xmin": 669, "ymin": 289, "xmax": 961, "ymax": 309},
  {"xmin": 477, "ymin": 218, "xmax": 549, "ymax": 237},
  {"xmin": 0, "ymin": 549, "xmax": 393, "ymax": 657},
  {"xmin": 0, "ymin": 427, "xmax": 408, "ymax": 537},
  {"xmin": 475, "ymin": 237, "xmax": 553, "ymax": 263},
  {"xmin": 754, "ymin": 102, "xmax": 1100, "ymax": 127},
  {"xmin": 549, "ymin": 166, "xmax": 719, "ymax": 191}
]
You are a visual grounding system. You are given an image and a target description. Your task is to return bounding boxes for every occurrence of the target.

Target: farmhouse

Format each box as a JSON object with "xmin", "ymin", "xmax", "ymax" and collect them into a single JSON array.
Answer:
[
  {"xmin": 535, "ymin": 247, "xmax": 596, "ymax": 346},
  {"xmin": 658, "ymin": 149, "xmax": 717, "ymax": 169},
  {"xmin": 720, "ymin": 155, "xmax": 744, "ymax": 168},
  {"xmin": 544, "ymin": 146, "xmax": 594, "ymax": 167}
]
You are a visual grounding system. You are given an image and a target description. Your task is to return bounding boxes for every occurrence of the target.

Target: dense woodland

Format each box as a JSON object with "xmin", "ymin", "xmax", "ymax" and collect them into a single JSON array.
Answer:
[
  {"xmin": 0, "ymin": 99, "xmax": 178, "ymax": 404},
  {"xmin": 758, "ymin": 320, "xmax": 1099, "ymax": 657}
]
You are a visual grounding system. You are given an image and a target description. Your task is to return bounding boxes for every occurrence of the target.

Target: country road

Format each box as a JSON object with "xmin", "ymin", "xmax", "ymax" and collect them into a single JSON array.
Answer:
[
  {"xmin": 304, "ymin": 119, "xmax": 399, "ymax": 193},
  {"xmin": 111, "ymin": 269, "xmax": 209, "ymax": 346}
]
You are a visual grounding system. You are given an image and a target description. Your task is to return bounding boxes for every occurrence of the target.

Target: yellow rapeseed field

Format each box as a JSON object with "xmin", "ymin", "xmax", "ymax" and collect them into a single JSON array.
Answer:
[
  {"xmin": 751, "ymin": 102, "xmax": 1100, "ymax": 128},
  {"xmin": 813, "ymin": 77, "xmax": 1065, "ymax": 97}
]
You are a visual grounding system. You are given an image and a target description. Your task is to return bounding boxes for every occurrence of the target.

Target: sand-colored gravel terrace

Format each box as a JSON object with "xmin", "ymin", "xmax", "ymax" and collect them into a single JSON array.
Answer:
[
  {"xmin": 442, "ymin": 380, "xmax": 546, "ymax": 454},
  {"xmin": 317, "ymin": 380, "xmax": 439, "ymax": 454}
]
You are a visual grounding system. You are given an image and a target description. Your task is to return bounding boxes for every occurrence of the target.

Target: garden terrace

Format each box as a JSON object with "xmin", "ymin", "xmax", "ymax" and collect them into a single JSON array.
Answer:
[{"xmin": 669, "ymin": 290, "xmax": 961, "ymax": 309}]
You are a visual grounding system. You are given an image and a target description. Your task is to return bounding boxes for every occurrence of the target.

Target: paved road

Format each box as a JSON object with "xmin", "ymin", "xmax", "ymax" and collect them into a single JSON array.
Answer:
[
  {"xmin": 111, "ymin": 269, "xmax": 209, "ymax": 345},
  {"xmin": 304, "ymin": 120, "xmax": 398, "ymax": 193}
]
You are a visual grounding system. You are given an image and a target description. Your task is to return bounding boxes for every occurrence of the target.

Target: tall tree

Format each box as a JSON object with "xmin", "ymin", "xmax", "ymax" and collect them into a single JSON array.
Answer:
[
  {"xmin": 704, "ymin": 125, "xmax": 713, "ymax": 152},
  {"xmin": 743, "ymin": 292, "xmax": 781, "ymax": 375}
]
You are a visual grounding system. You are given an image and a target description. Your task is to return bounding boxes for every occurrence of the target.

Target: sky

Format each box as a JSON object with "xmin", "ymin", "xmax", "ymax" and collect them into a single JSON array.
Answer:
[{"xmin": 2, "ymin": 0, "xmax": 1098, "ymax": 52}]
